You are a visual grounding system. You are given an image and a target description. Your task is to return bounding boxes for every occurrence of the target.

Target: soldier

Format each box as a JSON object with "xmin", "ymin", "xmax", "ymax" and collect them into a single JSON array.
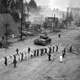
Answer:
[
  {"xmin": 56, "ymin": 45, "xmax": 58, "ymax": 52},
  {"xmin": 48, "ymin": 46, "xmax": 52, "ymax": 61},
  {"xmin": 16, "ymin": 48, "xmax": 19, "ymax": 54},
  {"xmin": 34, "ymin": 50, "xmax": 36, "ymax": 57},
  {"xmin": 69, "ymin": 45, "xmax": 72, "ymax": 53},
  {"xmin": 49, "ymin": 46, "xmax": 52, "ymax": 54},
  {"xmin": 44, "ymin": 48, "xmax": 47, "ymax": 54},
  {"xmin": 40, "ymin": 48, "xmax": 44, "ymax": 56},
  {"xmin": 4, "ymin": 57, "xmax": 7, "ymax": 66},
  {"xmin": 13, "ymin": 55, "xmax": 17, "ymax": 68},
  {"xmin": 58, "ymin": 34, "xmax": 61, "ymax": 38},
  {"xmin": 28, "ymin": 47, "xmax": 30, "ymax": 53},
  {"xmin": 53, "ymin": 46, "xmax": 55, "ymax": 53},
  {"xmin": 62, "ymin": 48, "xmax": 66, "ymax": 58},
  {"xmin": 21, "ymin": 53, "xmax": 23, "ymax": 62},
  {"xmin": 36, "ymin": 49, "xmax": 39, "ymax": 56},
  {"xmin": 48, "ymin": 52, "xmax": 51, "ymax": 61},
  {"xmin": 52, "ymin": 46, "xmax": 55, "ymax": 61}
]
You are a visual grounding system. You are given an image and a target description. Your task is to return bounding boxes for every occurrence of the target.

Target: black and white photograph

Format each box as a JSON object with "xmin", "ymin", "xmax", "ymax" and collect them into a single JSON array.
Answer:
[{"xmin": 0, "ymin": 0, "xmax": 80, "ymax": 80}]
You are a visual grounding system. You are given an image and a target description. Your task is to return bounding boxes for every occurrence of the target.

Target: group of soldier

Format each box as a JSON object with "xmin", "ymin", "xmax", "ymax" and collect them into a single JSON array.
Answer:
[
  {"xmin": 3, "ymin": 42, "xmax": 73, "ymax": 68},
  {"xmin": 3, "ymin": 47, "xmax": 31, "ymax": 68},
  {"xmin": 47, "ymin": 45, "xmax": 73, "ymax": 62}
]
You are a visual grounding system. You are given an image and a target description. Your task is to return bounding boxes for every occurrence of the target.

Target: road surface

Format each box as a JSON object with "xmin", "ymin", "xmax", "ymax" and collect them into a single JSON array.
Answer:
[{"xmin": 0, "ymin": 27, "xmax": 80, "ymax": 80}]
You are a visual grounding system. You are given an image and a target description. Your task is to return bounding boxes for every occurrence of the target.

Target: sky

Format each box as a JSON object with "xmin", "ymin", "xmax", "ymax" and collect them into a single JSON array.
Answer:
[
  {"xmin": 25, "ymin": 0, "xmax": 80, "ymax": 11},
  {"xmin": 49, "ymin": 0, "xmax": 69, "ymax": 11},
  {"xmin": 69, "ymin": 0, "xmax": 80, "ymax": 8}
]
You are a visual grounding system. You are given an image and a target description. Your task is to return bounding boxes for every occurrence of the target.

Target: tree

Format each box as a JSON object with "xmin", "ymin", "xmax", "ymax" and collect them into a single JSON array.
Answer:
[
  {"xmin": 8, "ymin": 0, "xmax": 16, "ymax": 12},
  {"xmin": 10, "ymin": 12, "xmax": 20, "ymax": 22},
  {"xmin": 1, "ymin": 0, "xmax": 8, "ymax": 7},
  {"xmin": 28, "ymin": 0, "xmax": 37, "ymax": 9},
  {"xmin": 0, "ymin": 0, "xmax": 9, "ymax": 13}
]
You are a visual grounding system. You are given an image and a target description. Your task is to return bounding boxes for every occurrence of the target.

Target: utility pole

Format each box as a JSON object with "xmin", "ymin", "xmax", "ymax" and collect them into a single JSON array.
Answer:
[
  {"xmin": 4, "ymin": 23, "xmax": 9, "ymax": 48},
  {"xmin": 27, "ymin": 3, "xmax": 29, "ymax": 21},
  {"xmin": 5, "ymin": 0, "xmax": 8, "ymax": 48},
  {"xmin": 52, "ymin": 9, "xmax": 54, "ymax": 32},
  {"xmin": 20, "ymin": 0, "xmax": 23, "ymax": 40}
]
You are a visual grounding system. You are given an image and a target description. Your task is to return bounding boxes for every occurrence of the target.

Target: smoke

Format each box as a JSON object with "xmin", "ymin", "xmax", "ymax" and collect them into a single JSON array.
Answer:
[
  {"xmin": 26, "ymin": 0, "xmax": 49, "ymax": 6},
  {"xmin": 25, "ymin": 0, "xmax": 80, "ymax": 8},
  {"xmin": 69, "ymin": 0, "xmax": 80, "ymax": 8},
  {"xmin": 49, "ymin": 0, "xmax": 69, "ymax": 11}
]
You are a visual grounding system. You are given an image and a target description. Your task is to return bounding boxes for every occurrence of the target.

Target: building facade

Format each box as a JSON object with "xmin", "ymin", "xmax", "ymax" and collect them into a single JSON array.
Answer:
[{"xmin": 68, "ymin": 7, "xmax": 80, "ymax": 21}]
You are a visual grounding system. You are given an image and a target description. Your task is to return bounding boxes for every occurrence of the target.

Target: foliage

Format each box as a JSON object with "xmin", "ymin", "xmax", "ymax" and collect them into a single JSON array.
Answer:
[
  {"xmin": 28, "ymin": 0, "xmax": 37, "ymax": 9},
  {"xmin": 0, "ymin": 0, "xmax": 9, "ymax": 13},
  {"xmin": 0, "ymin": 0, "xmax": 38, "ymax": 24},
  {"xmin": 10, "ymin": 11, "xmax": 20, "ymax": 22}
]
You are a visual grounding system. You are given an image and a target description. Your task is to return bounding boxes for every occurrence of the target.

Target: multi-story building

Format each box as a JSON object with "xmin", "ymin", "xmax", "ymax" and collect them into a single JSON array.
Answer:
[
  {"xmin": 44, "ymin": 16, "xmax": 59, "ymax": 29},
  {"xmin": 68, "ymin": 7, "xmax": 80, "ymax": 21}
]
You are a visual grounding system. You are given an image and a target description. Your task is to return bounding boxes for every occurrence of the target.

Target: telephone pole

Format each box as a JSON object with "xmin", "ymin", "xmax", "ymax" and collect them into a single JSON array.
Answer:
[{"xmin": 20, "ymin": 0, "xmax": 23, "ymax": 40}]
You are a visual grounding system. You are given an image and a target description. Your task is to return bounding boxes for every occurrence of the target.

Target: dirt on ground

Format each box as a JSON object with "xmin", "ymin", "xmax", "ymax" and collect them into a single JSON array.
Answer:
[{"xmin": 0, "ymin": 27, "xmax": 80, "ymax": 80}]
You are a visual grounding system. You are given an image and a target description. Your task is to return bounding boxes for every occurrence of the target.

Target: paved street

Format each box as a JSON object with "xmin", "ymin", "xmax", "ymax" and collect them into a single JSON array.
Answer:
[
  {"xmin": 0, "ymin": 51, "xmax": 80, "ymax": 80},
  {"xmin": 0, "ymin": 27, "xmax": 80, "ymax": 80},
  {"xmin": 0, "ymin": 0, "xmax": 80, "ymax": 79},
  {"xmin": 0, "ymin": 27, "xmax": 79, "ymax": 58}
]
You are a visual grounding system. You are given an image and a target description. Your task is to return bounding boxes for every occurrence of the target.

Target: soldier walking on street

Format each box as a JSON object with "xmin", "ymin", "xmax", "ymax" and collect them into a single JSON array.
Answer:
[
  {"xmin": 13, "ymin": 55, "xmax": 17, "ymax": 68},
  {"xmin": 21, "ymin": 53, "xmax": 23, "ymax": 62},
  {"xmin": 62, "ymin": 48, "xmax": 66, "ymax": 58},
  {"xmin": 53, "ymin": 46, "xmax": 55, "ymax": 53},
  {"xmin": 48, "ymin": 52, "xmax": 51, "ymax": 61},
  {"xmin": 4, "ymin": 57, "xmax": 7, "ymax": 66},
  {"xmin": 40, "ymin": 49, "xmax": 44, "ymax": 56},
  {"xmin": 56, "ymin": 45, "xmax": 58, "ymax": 52},
  {"xmin": 44, "ymin": 48, "xmax": 47, "ymax": 54},
  {"xmin": 48, "ymin": 46, "xmax": 52, "ymax": 61},
  {"xmin": 58, "ymin": 34, "xmax": 61, "ymax": 38},
  {"xmin": 28, "ymin": 47, "xmax": 30, "ymax": 53},
  {"xmin": 69, "ymin": 45, "xmax": 72, "ymax": 53},
  {"xmin": 16, "ymin": 48, "xmax": 19, "ymax": 55},
  {"xmin": 49, "ymin": 46, "xmax": 52, "ymax": 54},
  {"xmin": 34, "ymin": 50, "xmax": 36, "ymax": 57},
  {"xmin": 36, "ymin": 49, "xmax": 39, "ymax": 56}
]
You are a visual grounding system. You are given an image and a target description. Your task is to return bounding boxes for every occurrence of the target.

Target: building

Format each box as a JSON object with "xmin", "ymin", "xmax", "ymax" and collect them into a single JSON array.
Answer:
[
  {"xmin": 68, "ymin": 7, "xmax": 80, "ymax": 21},
  {"xmin": 44, "ymin": 16, "xmax": 59, "ymax": 28}
]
